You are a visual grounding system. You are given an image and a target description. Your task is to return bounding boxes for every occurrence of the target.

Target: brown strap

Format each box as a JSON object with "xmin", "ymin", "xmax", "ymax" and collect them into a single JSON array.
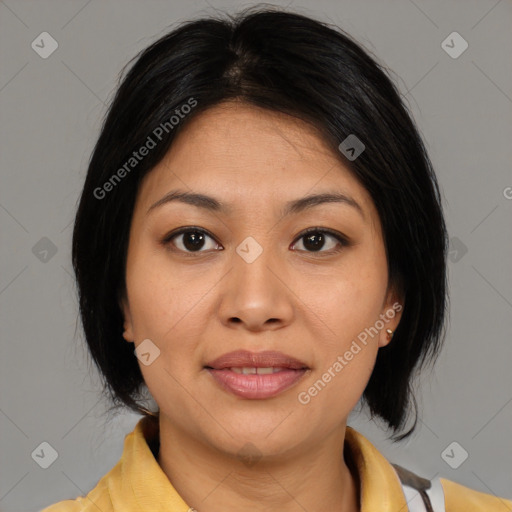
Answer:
[{"xmin": 392, "ymin": 464, "xmax": 434, "ymax": 512}]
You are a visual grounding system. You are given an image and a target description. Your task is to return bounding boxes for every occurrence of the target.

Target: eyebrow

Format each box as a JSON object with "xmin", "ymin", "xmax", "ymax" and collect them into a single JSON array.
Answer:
[{"xmin": 146, "ymin": 189, "xmax": 365, "ymax": 220}]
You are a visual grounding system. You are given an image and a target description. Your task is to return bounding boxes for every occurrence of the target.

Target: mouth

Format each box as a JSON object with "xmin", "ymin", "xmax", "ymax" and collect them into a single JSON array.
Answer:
[{"xmin": 204, "ymin": 350, "xmax": 310, "ymax": 399}]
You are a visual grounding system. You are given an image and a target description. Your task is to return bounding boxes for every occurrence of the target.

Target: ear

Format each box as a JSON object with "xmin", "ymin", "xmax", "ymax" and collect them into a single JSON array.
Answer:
[
  {"xmin": 378, "ymin": 284, "xmax": 404, "ymax": 348},
  {"xmin": 119, "ymin": 295, "xmax": 134, "ymax": 343}
]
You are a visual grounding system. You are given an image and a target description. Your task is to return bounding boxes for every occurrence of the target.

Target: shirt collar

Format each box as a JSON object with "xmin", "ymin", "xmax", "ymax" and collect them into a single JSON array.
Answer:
[
  {"xmin": 106, "ymin": 415, "xmax": 407, "ymax": 511},
  {"xmin": 344, "ymin": 426, "xmax": 408, "ymax": 510}
]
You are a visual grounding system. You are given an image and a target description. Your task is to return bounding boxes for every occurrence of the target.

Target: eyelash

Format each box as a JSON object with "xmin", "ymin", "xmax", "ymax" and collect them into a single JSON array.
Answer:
[{"xmin": 160, "ymin": 226, "xmax": 350, "ymax": 257}]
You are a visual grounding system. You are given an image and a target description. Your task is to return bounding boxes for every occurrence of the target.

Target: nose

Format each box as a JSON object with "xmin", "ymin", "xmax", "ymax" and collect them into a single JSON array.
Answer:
[{"xmin": 217, "ymin": 239, "xmax": 295, "ymax": 333}]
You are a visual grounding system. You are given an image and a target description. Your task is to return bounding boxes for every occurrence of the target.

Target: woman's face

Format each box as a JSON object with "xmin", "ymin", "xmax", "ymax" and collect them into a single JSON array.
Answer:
[{"xmin": 121, "ymin": 100, "xmax": 402, "ymax": 458}]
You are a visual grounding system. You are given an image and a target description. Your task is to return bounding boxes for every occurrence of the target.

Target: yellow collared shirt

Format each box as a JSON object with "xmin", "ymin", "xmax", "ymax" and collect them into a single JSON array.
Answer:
[{"xmin": 41, "ymin": 415, "xmax": 512, "ymax": 511}]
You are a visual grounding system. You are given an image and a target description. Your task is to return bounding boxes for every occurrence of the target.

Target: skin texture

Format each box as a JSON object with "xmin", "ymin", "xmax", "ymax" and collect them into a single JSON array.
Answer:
[{"xmin": 121, "ymin": 100, "xmax": 403, "ymax": 512}]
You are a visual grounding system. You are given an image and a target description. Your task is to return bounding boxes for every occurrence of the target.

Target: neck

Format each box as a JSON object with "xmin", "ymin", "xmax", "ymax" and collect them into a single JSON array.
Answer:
[{"xmin": 156, "ymin": 416, "xmax": 360, "ymax": 512}]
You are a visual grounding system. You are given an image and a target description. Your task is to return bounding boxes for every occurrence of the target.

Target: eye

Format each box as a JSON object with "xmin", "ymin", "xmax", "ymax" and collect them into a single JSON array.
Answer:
[
  {"xmin": 161, "ymin": 227, "xmax": 221, "ymax": 254},
  {"xmin": 161, "ymin": 226, "xmax": 349, "ymax": 256},
  {"xmin": 291, "ymin": 228, "xmax": 348, "ymax": 254}
]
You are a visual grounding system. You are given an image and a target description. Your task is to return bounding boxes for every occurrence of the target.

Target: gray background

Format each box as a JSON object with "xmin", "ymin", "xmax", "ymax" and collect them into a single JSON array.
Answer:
[{"xmin": 1, "ymin": 0, "xmax": 511, "ymax": 510}]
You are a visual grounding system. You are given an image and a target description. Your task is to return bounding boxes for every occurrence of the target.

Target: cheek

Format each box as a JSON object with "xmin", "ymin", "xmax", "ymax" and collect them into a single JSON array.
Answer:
[
  {"xmin": 316, "ymin": 349, "xmax": 377, "ymax": 420},
  {"xmin": 301, "ymin": 262, "xmax": 386, "ymax": 347},
  {"xmin": 295, "ymin": 332, "xmax": 378, "ymax": 432},
  {"xmin": 125, "ymin": 244, "xmax": 216, "ymax": 391},
  {"xmin": 294, "ymin": 249, "xmax": 385, "ymax": 408},
  {"xmin": 298, "ymin": 288, "xmax": 380, "ymax": 421},
  {"xmin": 125, "ymin": 241, "xmax": 199, "ymax": 339}
]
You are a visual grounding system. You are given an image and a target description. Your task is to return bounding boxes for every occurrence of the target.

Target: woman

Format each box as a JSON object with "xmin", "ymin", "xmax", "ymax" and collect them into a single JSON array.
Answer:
[{"xmin": 42, "ymin": 6, "xmax": 512, "ymax": 511}]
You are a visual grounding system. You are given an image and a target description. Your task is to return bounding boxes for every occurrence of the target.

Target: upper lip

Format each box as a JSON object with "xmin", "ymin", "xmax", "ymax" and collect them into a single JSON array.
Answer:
[{"xmin": 205, "ymin": 350, "xmax": 309, "ymax": 370}]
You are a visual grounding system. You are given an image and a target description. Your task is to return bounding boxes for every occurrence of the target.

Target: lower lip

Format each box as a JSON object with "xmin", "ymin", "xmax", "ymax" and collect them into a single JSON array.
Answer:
[{"xmin": 206, "ymin": 368, "xmax": 307, "ymax": 399}]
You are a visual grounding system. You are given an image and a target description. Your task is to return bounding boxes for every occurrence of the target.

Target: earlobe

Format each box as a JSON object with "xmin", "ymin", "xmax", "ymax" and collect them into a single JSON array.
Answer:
[
  {"xmin": 379, "ymin": 328, "xmax": 394, "ymax": 348},
  {"xmin": 378, "ymin": 322, "xmax": 399, "ymax": 348},
  {"xmin": 378, "ymin": 288, "xmax": 404, "ymax": 348},
  {"xmin": 123, "ymin": 324, "xmax": 134, "ymax": 343},
  {"xmin": 120, "ymin": 296, "xmax": 134, "ymax": 343}
]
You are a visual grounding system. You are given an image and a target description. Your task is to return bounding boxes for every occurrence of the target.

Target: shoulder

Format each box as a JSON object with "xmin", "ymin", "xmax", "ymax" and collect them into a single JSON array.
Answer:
[
  {"xmin": 40, "ymin": 493, "xmax": 113, "ymax": 512},
  {"xmin": 39, "ymin": 478, "xmax": 113, "ymax": 512},
  {"xmin": 40, "ymin": 498, "xmax": 86, "ymax": 512},
  {"xmin": 441, "ymin": 477, "xmax": 512, "ymax": 511},
  {"xmin": 393, "ymin": 462, "xmax": 511, "ymax": 511}
]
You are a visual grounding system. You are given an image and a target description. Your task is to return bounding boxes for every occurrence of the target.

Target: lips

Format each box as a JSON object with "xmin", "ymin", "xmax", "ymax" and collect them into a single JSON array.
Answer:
[
  {"xmin": 205, "ymin": 350, "xmax": 309, "ymax": 370},
  {"xmin": 204, "ymin": 350, "xmax": 309, "ymax": 399}
]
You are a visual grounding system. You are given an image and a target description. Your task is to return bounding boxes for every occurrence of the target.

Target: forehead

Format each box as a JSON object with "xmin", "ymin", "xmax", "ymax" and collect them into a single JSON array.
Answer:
[
  {"xmin": 135, "ymin": 101, "xmax": 377, "ymax": 223},
  {"xmin": 159, "ymin": 100, "xmax": 342, "ymax": 176}
]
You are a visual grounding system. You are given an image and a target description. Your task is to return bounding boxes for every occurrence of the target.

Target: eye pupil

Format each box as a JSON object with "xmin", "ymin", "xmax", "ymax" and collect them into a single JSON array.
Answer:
[
  {"xmin": 183, "ymin": 231, "xmax": 205, "ymax": 251},
  {"xmin": 303, "ymin": 232, "xmax": 325, "ymax": 252},
  {"xmin": 168, "ymin": 228, "xmax": 341, "ymax": 255}
]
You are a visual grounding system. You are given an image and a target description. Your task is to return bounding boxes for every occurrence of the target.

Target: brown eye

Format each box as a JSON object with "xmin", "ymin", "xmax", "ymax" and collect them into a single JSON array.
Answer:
[
  {"xmin": 292, "ymin": 228, "xmax": 348, "ymax": 254},
  {"xmin": 161, "ymin": 226, "xmax": 349, "ymax": 256},
  {"xmin": 162, "ymin": 228, "xmax": 221, "ymax": 253}
]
